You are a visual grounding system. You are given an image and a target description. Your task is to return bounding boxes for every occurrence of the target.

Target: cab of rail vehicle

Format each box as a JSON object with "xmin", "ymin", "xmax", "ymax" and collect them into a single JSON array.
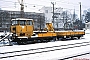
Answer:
[{"xmin": 11, "ymin": 18, "xmax": 34, "ymax": 38}]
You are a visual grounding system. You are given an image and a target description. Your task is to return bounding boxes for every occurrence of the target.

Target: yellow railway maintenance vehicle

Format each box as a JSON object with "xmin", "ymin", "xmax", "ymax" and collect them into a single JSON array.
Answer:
[
  {"xmin": 10, "ymin": 18, "xmax": 85, "ymax": 44},
  {"xmin": 10, "ymin": 18, "xmax": 56, "ymax": 44}
]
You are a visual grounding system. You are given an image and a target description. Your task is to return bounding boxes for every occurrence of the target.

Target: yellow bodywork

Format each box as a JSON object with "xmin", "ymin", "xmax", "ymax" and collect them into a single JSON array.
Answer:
[
  {"xmin": 11, "ymin": 25, "xmax": 33, "ymax": 37},
  {"xmin": 11, "ymin": 18, "xmax": 34, "ymax": 38},
  {"xmin": 46, "ymin": 23, "xmax": 55, "ymax": 32},
  {"xmin": 38, "ymin": 32, "xmax": 56, "ymax": 37},
  {"xmin": 56, "ymin": 31, "xmax": 85, "ymax": 36},
  {"xmin": 37, "ymin": 23, "xmax": 56, "ymax": 38}
]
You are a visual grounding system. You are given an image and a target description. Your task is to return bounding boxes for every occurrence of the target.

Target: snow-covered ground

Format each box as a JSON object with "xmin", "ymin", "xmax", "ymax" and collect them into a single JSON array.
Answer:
[
  {"xmin": 0, "ymin": 29, "xmax": 90, "ymax": 60},
  {"xmin": 67, "ymin": 54, "xmax": 90, "ymax": 60},
  {"xmin": 0, "ymin": 32, "xmax": 12, "ymax": 46}
]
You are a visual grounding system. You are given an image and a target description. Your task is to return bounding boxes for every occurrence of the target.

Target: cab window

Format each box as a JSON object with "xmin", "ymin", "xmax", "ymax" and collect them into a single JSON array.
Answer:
[
  {"xmin": 12, "ymin": 20, "xmax": 18, "ymax": 25},
  {"xmin": 27, "ymin": 20, "xmax": 33, "ymax": 25},
  {"xmin": 19, "ymin": 20, "xmax": 26, "ymax": 25}
]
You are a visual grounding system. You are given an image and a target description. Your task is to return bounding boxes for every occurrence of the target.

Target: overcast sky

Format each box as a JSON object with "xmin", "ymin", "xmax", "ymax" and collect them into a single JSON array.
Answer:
[{"xmin": 0, "ymin": 0, "xmax": 90, "ymax": 14}]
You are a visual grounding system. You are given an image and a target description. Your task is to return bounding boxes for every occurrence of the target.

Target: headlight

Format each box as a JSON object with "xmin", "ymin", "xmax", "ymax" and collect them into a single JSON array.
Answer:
[{"xmin": 12, "ymin": 33, "xmax": 17, "ymax": 36}]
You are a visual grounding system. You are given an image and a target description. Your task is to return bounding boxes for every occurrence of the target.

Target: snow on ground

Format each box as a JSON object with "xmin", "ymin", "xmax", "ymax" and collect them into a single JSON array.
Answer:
[
  {"xmin": 0, "ymin": 40, "xmax": 90, "ymax": 60},
  {"xmin": 0, "ymin": 37, "xmax": 89, "ymax": 53},
  {"xmin": 0, "ymin": 30, "xmax": 90, "ymax": 60},
  {"xmin": 0, "ymin": 32, "xmax": 11, "ymax": 46},
  {"xmin": 67, "ymin": 54, "xmax": 90, "ymax": 60}
]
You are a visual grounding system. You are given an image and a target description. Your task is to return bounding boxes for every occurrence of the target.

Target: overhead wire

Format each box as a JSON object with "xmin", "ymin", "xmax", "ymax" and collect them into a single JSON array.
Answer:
[{"xmin": 0, "ymin": 0, "xmax": 90, "ymax": 12}]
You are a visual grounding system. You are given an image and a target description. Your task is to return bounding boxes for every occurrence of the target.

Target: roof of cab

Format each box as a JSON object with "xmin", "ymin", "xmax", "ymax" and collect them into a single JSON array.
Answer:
[{"xmin": 11, "ymin": 18, "xmax": 33, "ymax": 21}]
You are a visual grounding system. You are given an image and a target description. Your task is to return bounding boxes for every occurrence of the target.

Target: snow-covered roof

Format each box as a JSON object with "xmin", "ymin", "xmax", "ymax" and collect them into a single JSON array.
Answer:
[{"xmin": 11, "ymin": 18, "xmax": 33, "ymax": 21}]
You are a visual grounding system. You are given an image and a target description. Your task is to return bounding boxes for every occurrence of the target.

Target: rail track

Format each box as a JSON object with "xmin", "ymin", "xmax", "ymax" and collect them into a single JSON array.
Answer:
[
  {"xmin": 59, "ymin": 52, "xmax": 90, "ymax": 60},
  {"xmin": 0, "ymin": 41, "xmax": 90, "ymax": 59}
]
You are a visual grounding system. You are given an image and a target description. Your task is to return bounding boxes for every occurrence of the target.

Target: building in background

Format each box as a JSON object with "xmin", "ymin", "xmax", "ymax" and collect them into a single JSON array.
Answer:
[
  {"xmin": 40, "ymin": 7, "xmax": 64, "ymax": 30},
  {"xmin": 85, "ymin": 22, "xmax": 90, "ymax": 29},
  {"xmin": 0, "ymin": 10, "xmax": 45, "ymax": 31}
]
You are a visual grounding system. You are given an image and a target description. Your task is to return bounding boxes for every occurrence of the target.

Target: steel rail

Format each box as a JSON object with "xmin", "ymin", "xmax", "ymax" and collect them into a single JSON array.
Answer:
[
  {"xmin": 0, "ymin": 41, "xmax": 89, "ymax": 54},
  {"xmin": 59, "ymin": 52, "xmax": 90, "ymax": 60}
]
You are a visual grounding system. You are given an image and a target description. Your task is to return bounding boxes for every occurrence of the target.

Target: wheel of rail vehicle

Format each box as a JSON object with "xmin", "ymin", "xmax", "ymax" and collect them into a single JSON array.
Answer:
[
  {"xmin": 71, "ymin": 37, "xmax": 74, "ymax": 40},
  {"xmin": 77, "ymin": 36, "xmax": 81, "ymax": 39},
  {"xmin": 50, "ymin": 37, "xmax": 56, "ymax": 42},
  {"xmin": 61, "ymin": 38, "xmax": 66, "ymax": 41}
]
